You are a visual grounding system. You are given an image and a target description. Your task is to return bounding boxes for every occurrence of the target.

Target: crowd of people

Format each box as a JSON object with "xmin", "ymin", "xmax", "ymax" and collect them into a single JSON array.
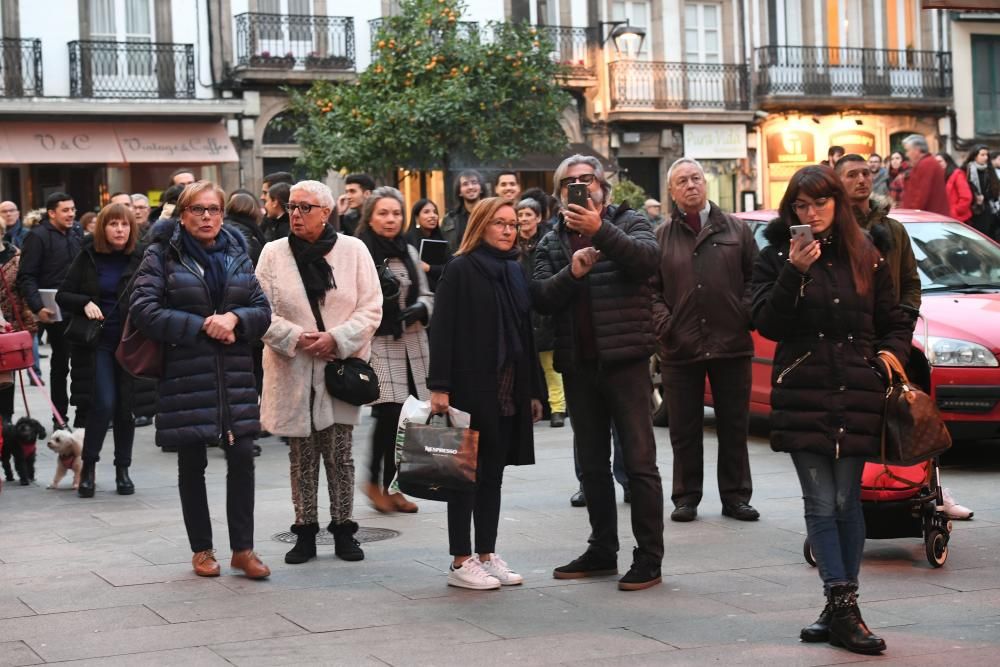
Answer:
[{"xmin": 0, "ymin": 135, "xmax": 993, "ymax": 656}]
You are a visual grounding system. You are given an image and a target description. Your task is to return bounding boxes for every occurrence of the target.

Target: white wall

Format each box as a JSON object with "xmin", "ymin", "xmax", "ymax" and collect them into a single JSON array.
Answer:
[
  {"xmin": 174, "ymin": 0, "xmax": 216, "ymax": 98},
  {"xmin": 20, "ymin": 0, "xmax": 80, "ymax": 96}
]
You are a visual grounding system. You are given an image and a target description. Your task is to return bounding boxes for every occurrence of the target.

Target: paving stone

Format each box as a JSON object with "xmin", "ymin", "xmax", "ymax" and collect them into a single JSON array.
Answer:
[
  {"xmin": 0, "ymin": 641, "xmax": 42, "ymax": 667},
  {"xmin": 18, "ymin": 577, "xmax": 236, "ymax": 615},
  {"xmin": 46, "ymin": 646, "xmax": 232, "ymax": 666},
  {"xmin": 0, "ymin": 605, "xmax": 164, "ymax": 643}
]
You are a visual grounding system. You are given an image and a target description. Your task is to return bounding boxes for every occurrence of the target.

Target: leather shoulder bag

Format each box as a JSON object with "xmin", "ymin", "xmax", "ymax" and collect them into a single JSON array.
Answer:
[
  {"xmin": 0, "ymin": 265, "xmax": 34, "ymax": 372},
  {"xmin": 308, "ymin": 300, "xmax": 380, "ymax": 406},
  {"xmin": 878, "ymin": 351, "xmax": 951, "ymax": 466}
]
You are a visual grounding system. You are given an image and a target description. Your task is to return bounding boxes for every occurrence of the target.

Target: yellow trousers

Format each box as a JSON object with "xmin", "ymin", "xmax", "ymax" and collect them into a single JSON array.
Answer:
[{"xmin": 539, "ymin": 350, "xmax": 565, "ymax": 413}]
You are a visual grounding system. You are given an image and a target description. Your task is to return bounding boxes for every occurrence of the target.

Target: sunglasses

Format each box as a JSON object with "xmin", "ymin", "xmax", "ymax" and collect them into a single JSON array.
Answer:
[{"xmin": 559, "ymin": 173, "xmax": 597, "ymax": 189}]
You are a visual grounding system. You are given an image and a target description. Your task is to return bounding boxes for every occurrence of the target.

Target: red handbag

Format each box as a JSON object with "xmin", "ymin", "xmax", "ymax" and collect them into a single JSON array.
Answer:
[
  {"xmin": 0, "ymin": 267, "xmax": 35, "ymax": 372},
  {"xmin": 115, "ymin": 314, "xmax": 162, "ymax": 380}
]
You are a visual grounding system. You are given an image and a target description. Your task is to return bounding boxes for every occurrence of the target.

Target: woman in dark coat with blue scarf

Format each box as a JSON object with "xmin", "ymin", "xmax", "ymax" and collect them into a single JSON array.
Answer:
[
  {"xmin": 428, "ymin": 197, "xmax": 545, "ymax": 591},
  {"xmin": 130, "ymin": 181, "xmax": 272, "ymax": 581}
]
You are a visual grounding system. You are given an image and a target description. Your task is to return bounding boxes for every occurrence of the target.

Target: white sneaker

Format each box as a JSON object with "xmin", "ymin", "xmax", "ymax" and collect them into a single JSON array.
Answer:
[
  {"xmin": 941, "ymin": 488, "xmax": 974, "ymax": 520},
  {"xmin": 448, "ymin": 558, "xmax": 501, "ymax": 590},
  {"xmin": 479, "ymin": 554, "xmax": 524, "ymax": 586}
]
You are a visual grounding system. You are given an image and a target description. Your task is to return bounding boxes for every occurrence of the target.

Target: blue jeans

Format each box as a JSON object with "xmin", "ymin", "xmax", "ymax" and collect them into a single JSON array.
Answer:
[
  {"xmin": 574, "ymin": 423, "xmax": 629, "ymax": 490},
  {"xmin": 791, "ymin": 451, "xmax": 866, "ymax": 591},
  {"xmin": 82, "ymin": 348, "xmax": 135, "ymax": 467}
]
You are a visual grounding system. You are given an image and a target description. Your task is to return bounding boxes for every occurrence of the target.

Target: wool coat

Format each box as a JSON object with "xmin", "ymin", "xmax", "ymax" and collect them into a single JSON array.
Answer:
[
  {"xmin": 751, "ymin": 220, "xmax": 912, "ymax": 459},
  {"xmin": 945, "ymin": 168, "xmax": 974, "ymax": 223},
  {"xmin": 901, "ymin": 154, "xmax": 950, "ymax": 216},
  {"xmin": 255, "ymin": 235, "xmax": 383, "ymax": 437},
  {"xmin": 129, "ymin": 225, "xmax": 271, "ymax": 449},
  {"xmin": 427, "ymin": 253, "xmax": 543, "ymax": 467}
]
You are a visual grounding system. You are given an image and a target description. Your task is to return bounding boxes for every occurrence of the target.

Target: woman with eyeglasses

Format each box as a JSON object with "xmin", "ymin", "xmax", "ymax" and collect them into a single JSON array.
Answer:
[
  {"xmin": 356, "ymin": 186, "xmax": 433, "ymax": 514},
  {"xmin": 751, "ymin": 165, "xmax": 911, "ymax": 655},
  {"xmin": 130, "ymin": 181, "xmax": 273, "ymax": 580},
  {"xmin": 428, "ymin": 197, "xmax": 543, "ymax": 589}
]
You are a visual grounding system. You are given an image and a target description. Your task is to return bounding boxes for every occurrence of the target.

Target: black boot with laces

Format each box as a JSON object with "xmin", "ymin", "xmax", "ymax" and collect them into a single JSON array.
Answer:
[
  {"xmin": 828, "ymin": 584, "xmax": 886, "ymax": 654},
  {"xmin": 800, "ymin": 590, "xmax": 833, "ymax": 642},
  {"xmin": 329, "ymin": 520, "xmax": 364, "ymax": 561}
]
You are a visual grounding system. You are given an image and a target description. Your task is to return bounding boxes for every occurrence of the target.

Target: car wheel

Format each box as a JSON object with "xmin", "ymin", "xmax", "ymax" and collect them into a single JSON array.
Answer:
[{"xmin": 650, "ymin": 356, "xmax": 669, "ymax": 427}]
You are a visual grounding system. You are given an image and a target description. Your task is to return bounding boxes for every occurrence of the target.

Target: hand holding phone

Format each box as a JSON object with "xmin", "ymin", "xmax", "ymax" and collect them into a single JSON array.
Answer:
[
  {"xmin": 567, "ymin": 183, "xmax": 589, "ymax": 209},
  {"xmin": 789, "ymin": 224, "xmax": 814, "ymax": 244}
]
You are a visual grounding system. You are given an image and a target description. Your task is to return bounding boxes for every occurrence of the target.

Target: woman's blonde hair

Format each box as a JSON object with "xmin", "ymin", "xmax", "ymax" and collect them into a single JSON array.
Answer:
[
  {"xmin": 456, "ymin": 197, "xmax": 515, "ymax": 255},
  {"xmin": 93, "ymin": 203, "xmax": 138, "ymax": 254},
  {"xmin": 177, "ymin": 180, "xmax": 226, "ymax": 213}
]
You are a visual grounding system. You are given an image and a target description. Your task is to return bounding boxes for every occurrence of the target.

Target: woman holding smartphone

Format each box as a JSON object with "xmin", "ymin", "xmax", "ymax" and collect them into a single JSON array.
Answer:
[{"xmin": 751, "ymin": 165, "xmax": 911, "ymax": 655}]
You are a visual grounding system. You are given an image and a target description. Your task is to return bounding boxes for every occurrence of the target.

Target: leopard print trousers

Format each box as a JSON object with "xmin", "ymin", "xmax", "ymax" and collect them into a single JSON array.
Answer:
[{"xmin": 288, "ymin": 423, "xmax": 354, "ymax": 525}]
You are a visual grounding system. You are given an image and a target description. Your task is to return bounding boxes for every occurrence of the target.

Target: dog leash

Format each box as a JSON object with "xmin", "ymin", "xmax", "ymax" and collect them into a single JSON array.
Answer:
[
  {"xmin": 17, "ymin": 369, "xmax": 30, "ymax": 420},
  {"xmin": 24, "ymin": 366, "xmax": 67, "ymax": 429}
]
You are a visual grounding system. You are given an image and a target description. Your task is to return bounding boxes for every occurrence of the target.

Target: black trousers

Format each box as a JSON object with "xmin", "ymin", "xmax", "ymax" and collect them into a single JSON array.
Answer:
[
  {"xmin": 664, "ymin": 357, "xmax": 753, "ymax": 508},
  {"xmin": 42, "ymin": 321, "xmax": 70, "ymax": 423},
  {"xmin": 368, "ymin": 364, "xmax": 418, "ymax": 489},
  {"xmin": 447, "ymin": 415, "xmax": 514, "ymax": 556},
  {"xmin": 562, "ymin": 358, "xmax": 664, "ymax": 562},
  {"xmin": 0, "ymin": 382, "xmax": 13, "ymax": 421},
  {"xmin": 177, "ymin": 437, "xmax": 256, "ymax": 553}
]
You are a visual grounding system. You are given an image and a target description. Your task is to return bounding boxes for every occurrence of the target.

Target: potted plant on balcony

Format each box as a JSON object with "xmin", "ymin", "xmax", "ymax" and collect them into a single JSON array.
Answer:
[
  {"xmin": 305, "ymin": 51, "xmax": 352, "ymax": 70},
  {"xmin": 249, "ymin": 50, "xmax": 296, "ymax": 69}
]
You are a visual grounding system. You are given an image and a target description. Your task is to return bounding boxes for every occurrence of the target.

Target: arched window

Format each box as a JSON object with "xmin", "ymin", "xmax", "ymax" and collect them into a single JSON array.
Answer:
[{"xmin": 262, "ymin": 110, "xmax": 299, "ymax": 145}]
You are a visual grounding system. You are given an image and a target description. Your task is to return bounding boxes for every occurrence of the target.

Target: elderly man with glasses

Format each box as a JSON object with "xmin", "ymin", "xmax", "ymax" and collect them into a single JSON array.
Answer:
[{"xmin": 532, "ymin": 154, "xmax": 664, "ymax": 592}]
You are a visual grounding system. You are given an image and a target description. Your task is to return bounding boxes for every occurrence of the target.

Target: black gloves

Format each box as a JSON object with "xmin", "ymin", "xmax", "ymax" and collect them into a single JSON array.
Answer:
[{"xmin": 397, "ymin": 302, "xmax": 428, "ymax": 327}]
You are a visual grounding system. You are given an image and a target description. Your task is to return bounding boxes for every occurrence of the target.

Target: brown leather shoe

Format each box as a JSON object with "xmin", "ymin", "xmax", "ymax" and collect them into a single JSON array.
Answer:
[
  {"xmin": 192, "ymin": 549, "xmax": 220, "ymax": 577},
  {"xmin": 365, "ymin": 482, "xmax": 394, "ymax": 513},
  {"xmin": 230, "ymin": 550, "xmax": 270, "ymax": 579},
  {"xmin": 388, "ymin": 493, "xmax": 419, "ymax": 513}
]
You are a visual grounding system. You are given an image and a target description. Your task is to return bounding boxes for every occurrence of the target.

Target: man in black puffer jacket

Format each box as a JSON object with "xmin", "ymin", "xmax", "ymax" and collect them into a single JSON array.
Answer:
[{"xmin": 532, "ymin": 155, "xmax": 664, "ymax": 592}]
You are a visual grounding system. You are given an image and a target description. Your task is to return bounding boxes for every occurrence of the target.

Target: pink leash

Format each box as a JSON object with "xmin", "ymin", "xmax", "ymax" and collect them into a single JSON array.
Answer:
[{"xmin": 24, "ymin": 366, "xmax": 67, "ymax": 429}]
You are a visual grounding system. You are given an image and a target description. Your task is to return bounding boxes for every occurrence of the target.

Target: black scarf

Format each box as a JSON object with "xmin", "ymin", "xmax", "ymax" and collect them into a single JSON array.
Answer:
[
  {"xmin": 180, "ymin": 227, "xmax": 230, "ymax": 309},
  {"xmin": 467, "ymin": 245, "xmax": 531, "ymax": 370},
  {"xmin": 358, "ymin": 229, "xmax": 420, "ymax": 337},
  {"xmin": 288, "ymin": 223, "xmax": 338, "ymax": 305}
]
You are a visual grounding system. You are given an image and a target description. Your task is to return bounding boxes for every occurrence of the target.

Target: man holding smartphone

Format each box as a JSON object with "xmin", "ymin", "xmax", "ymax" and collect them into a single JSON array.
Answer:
[
  {"xmin": 532, "ymin": 155, "xmax": 664, "ymax": 592},
  {"xmin": 651, "ymin": 158, "xmax": 759, "ymax": 524}
]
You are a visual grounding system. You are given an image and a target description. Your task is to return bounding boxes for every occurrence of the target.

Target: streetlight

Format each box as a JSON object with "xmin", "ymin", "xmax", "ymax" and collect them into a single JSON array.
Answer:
[{"xmin": 599, "ymin": 19, "xmax": 646, "ymax": 57}]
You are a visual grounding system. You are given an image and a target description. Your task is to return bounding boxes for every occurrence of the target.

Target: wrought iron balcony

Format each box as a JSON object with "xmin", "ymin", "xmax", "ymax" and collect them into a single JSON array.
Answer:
[
  {"xmin": 539, "ymin": 26, "xmax": 597, "ymax": 78},
  {"xmin": 236, "ymin": 13, "xmax": 355, "ymax": 71},
  {"xmin": 754, "ymin": 46, "xmax": 952, "ymax": 102},
  {"xmin": 68, "ymin": 40, "xmax": 194, "ymax": 98},
  {"xmin": 0, "ymin": 38, "xmax": 42, "ymax": 97},
  {"xmin": 609, "ymin": 61, "xmax": 750, "ymax": 111}
]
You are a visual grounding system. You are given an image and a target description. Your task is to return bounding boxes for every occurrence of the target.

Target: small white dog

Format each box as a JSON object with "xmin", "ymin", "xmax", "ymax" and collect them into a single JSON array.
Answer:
[{"xmin": 47, "ymin": 429, "xmax": 84, "ymax": 490}]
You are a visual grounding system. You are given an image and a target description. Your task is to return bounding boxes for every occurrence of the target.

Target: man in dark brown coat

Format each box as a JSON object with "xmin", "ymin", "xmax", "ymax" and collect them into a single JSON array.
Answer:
[{"xmin": 651, "ymin": 158, "xmax": 758, "ymax": 523}]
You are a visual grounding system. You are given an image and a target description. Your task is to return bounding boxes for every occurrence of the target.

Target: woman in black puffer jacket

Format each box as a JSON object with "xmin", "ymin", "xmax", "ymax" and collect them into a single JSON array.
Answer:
[
  {"xmin": 752, "ymin": 165, "xmax": 911, "ymax": 656},
  {"xmin": 130, "ymin": 181, "xmax": 272, "ymax": 581}
]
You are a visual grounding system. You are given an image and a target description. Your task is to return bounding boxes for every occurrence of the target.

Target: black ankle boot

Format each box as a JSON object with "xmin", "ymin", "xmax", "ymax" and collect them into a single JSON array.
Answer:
[
  {"xmin": 329, "ymin": 520, "xmax": 364, "ymax": 561},
  {"xmin": 115, "ymin": 466, "xmax": 134, "ymax": 495},
  {"xmin": 828, "ymin": 584, "xmax": 886, "ymax": 655},
  {"xmin": 284, "ymin": 523, "xmax": 319, "ymax": 564},
  {"xmin": 78, "ymin": 461, "xmax": 96, "ymax": 498},
  {"xmin": 800, "ymin": 591, "xmax": 833, "ymax": 642}
]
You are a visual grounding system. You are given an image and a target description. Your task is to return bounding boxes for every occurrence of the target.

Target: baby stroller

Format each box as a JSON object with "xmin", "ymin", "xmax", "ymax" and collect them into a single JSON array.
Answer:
[{"xmin": 804, "ymin": 459, "xmax": 951, "ymax": 568}]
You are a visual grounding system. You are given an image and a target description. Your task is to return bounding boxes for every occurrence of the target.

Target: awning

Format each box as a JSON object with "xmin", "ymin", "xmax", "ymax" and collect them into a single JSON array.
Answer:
[{"xmin": 0, "ymin": 121, "xmax": 238, "ymax": 164}]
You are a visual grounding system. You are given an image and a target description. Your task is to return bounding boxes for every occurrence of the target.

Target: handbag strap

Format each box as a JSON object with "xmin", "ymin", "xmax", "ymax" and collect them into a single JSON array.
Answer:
[
  {"xmin": 0, "ymin": 262, "xmax": 27, "ymax": 332},
  {"xmin": 877, "ymin": 350, "xmax": 910, "ymax": 386},
  {"xmin": 17, "ymin": 370, "xmax": 30, "ymax": 419}
]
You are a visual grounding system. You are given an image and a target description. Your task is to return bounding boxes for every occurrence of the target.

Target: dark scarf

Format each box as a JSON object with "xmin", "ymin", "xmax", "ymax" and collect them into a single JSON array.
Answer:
[
  {"xmin": 467, "ymin": 245, "xmax": 531, "ymax": 370},
  {"xmin": 180, "ymin": 227, "xmax": 230, "ymax": 309},
  {"xmin": 288, "ymin": 223, "xmax": 338, "ymax": 305},
  {"xmin": 358, "ymin": 229, "xmax": 420, "ymax": 337}
]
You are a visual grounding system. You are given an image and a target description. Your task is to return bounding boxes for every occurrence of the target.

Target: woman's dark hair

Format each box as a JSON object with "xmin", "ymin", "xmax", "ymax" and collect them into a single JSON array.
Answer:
[
  {"xmin": 227, "ymin": 193, "xmax": 263, "ymax": 226},
  {"xmin": 161, "ymin": 184, "xmax": 185, "ymax": 206},
  {"xmin": 520, "ymin": 187, "xmax": 550, "ymax": 219},
  {"xmin": 410, "ymin": 198, "xmax": 437, "ymax": 225},
  {"xmin": 779, "ymin": 165, "xmax": 877, "ymax": 295},
  {"xmin": 936, "ymin": 152, "xmax": 959, "ymax": 179},
  {"xmin": 962, "ymin": 144, "xmax": 1000, "ymax": 198}
]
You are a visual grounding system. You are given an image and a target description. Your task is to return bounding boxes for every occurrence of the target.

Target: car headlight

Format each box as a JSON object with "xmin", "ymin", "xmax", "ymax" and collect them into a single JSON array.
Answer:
[{"xmin": 926, "ymin": 337, "xmax": 999, "ymax": 367}]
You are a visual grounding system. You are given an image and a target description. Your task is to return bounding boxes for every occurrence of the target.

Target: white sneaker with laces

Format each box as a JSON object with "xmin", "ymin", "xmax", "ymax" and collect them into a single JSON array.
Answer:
[
  {"xmin": 479, "ymin": 554, "xmax": 524, "ymax": 586},
  {"xmin": 448, "ymin": 558, "xmax": 501, "ymax": 590},
  {"xmin": 941, "ymin": 487, "xmax": 974, "ymax": 520}
]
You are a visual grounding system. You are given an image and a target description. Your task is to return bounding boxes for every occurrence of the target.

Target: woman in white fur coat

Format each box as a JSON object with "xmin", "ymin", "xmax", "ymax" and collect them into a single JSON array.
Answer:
[{"xmin": 256, "ymin": 180, "xmax": 382, "ymax": 565}]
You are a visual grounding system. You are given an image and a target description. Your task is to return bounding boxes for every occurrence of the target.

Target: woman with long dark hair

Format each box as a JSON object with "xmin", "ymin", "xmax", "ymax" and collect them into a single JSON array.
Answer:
[
  {"xmin": 404, "ymin": 198, "xmax": 448, "ymax": 292},
  {"xmin": 887, "ymin": 151, "xmax": 908, "ymax": 205},
  {"xmin": 962, "ymin": 145, "xmax": 1000, "ymax": 237},
  {"xmin": 934, "ymin": 152, "xmax": 973, "ymax": 223},
  {"xmin": 751, "ymin": 165, "xmax": 911, "ymax": 655}
]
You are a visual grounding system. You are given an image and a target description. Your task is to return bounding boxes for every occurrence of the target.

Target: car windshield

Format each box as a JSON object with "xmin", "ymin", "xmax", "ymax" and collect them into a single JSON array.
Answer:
[{"xmin": 903, "ymin": 221, "xmax": 1000, "ymax": 291}]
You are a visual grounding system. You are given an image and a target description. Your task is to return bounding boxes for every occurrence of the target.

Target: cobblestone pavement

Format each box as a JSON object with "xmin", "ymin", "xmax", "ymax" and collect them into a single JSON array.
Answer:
[{"xmin": 1, "ymin": 358, "xmax": 999, "ymax": 665}]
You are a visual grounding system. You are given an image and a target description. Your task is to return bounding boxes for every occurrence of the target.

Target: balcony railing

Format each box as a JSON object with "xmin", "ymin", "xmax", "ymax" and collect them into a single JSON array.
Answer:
[
  {"xmin": 754, "ymin": 46, "xmax": 952, "ymax": 101},
  {"xmin": 609, "ymin": 61, "xmax": 750, "ymax": 111},
  {"xmin": 539, "ymin": 26, "xmax": 596, "ymax": 77},
  {"xmin": 0, "ymin": 38, "xmax": 42, "ymax": 97},
  {"xmin": 68, "ymin": 40, "xmax": 194, "ymax": 98},
  {"xmin": 235, "ymin": 13, "xmax": 355, "ymax": 72}
]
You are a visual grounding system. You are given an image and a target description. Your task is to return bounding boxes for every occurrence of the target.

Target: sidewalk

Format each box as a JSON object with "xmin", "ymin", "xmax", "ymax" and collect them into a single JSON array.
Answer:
[{"xmin": 1, "ymin": 359, "xmax": 999, "ymax": 665}]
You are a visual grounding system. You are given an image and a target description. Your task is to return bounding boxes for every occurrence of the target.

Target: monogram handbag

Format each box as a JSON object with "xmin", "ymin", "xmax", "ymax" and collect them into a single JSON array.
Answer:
[
  {"xmin": 115, "ymin": 314, "xmax": 163, "ymax": 380},
  {"xmin": 879, "ymin": 351, "xmax": 951, "ymax": 466}
]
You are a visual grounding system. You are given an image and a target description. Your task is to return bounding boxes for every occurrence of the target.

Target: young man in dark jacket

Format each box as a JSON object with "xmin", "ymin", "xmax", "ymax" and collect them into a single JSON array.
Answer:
[
  {"xmin": 652, "ymin": 158, "xmax": 759, "ymax": 524},
  {"xmin": 441, "ymin": 169, "xmax": 484, "ymax": 254},
  {"xmin": 17, "ymin": 192, "xmax": 84, "ymax": 428},
  {"xmin": 532, "ymin": 155, "xmax": 664, "ymax": 591}
]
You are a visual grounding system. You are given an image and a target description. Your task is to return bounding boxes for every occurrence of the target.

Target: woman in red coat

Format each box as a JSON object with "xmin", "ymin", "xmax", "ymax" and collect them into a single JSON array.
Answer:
[{"xmin": 935, "ymin": 153, "xmax": 973, "ymax": 223}]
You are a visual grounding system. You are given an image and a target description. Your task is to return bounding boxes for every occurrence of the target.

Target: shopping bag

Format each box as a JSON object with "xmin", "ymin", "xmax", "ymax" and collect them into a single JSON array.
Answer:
[{"xmin": 390, "ymin": 396, "xmax": 478, "ymax": 501}]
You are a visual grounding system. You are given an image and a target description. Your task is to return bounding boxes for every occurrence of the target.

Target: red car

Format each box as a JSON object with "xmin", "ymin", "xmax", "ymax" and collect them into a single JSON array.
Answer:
[{"xmin": 651, "ymin": 209, "xmax": 1000, "ymax": 442}]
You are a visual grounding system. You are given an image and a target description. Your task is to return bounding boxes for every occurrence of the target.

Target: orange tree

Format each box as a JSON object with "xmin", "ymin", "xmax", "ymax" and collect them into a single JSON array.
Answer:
[{"xmin": 288, "ymin": 0, "xmax": 571, "ymax": 177}]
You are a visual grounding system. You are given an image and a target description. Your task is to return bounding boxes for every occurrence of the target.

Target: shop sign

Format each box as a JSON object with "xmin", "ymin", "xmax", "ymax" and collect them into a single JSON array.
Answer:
[
  {"xmin": 115, "ymin": 123, "xmax": 238, "ymax": 163},
  {"xmin": 829, "ymin": 130, "xmax": 876, "ymax": 158},
  {"xmin": 2, "ymin": 123, "xmax": 125, "ymax": 163},
  {"xmin": 683, "ymin": 124, "xmax": 748, "ymax": 159}
]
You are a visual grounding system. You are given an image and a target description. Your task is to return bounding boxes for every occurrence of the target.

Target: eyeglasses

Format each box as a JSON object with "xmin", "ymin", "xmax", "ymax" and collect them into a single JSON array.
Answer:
[
  {"xmin": 186, "ymin": 205, "xmax": 223, "ymax": 217},
  {"xmin": 490, "ymin": 221, "xmax": 521, "ymax": 232},
  {"xmin": 286, "ymin": 202, "xmax": 323, "ymax": 214},
  {"xmin": 559, "ymin": 173, "xmax": 597, "ymax": 189},
  {"xmin": 791, "ymin": 197, "xmax": 833, "ymax": 215}
]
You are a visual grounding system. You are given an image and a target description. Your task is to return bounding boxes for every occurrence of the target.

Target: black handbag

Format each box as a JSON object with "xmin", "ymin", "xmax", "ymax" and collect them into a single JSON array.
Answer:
[
  {"xmin": 397, "ymin": 414, "xmax": 479, "ymax": 501},
  {"xmin": 64, "ymin": 315, "xmax": 104, "ymax": 346},
  {"xmin": 308, "ymin": 299, "xmax": 380, "ymax": 406}
]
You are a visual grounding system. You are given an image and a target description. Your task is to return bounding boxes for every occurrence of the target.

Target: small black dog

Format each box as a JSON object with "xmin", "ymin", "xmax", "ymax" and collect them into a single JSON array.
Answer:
[{"xmin": 1, "ymin": 417, "xmax": 47, "ymax": 485}]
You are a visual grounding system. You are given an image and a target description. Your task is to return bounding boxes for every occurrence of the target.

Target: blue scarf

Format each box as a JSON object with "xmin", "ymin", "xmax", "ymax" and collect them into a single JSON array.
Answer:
[
  {"xmin": 467, "ymin": 245, "xmax": 531, "ymax": 370},
  {"xmin": 180, "ymin": 227, "xmax": 230, "ymax": 309}
]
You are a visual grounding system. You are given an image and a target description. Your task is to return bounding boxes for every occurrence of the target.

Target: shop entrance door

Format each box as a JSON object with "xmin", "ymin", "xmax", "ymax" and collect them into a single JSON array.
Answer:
[
  {"xmin": 618, "ymin": 157, "xmax": 660, "ymax": 204},
  {"xmin": 31, "ymin": 165, "xmax": 104, "ymax": 214}
]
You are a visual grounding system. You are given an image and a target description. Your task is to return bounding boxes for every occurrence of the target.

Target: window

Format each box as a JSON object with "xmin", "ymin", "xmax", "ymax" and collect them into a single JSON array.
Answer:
[
  {"xmin": 537, "ymin": 0, "xmax": 558, "ymax": 25},
  {"xmin": 88, "ymin": 0, "xmax": 154, "ymax": 78},
  {"xmin": 684, "ymin": 2, "xmax": 721, "ymax": 64},
  {"xmin": 611, "ymin": 0, "xmax": 651, "ymax": 60},
  {"xmin": 972, "ymin": 35, "xmax": 1000, "ymax": 136}
]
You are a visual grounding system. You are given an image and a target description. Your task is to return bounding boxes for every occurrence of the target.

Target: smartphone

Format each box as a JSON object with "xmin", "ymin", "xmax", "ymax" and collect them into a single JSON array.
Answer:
[
  {"xmin": 567, "ymin": 182, "xmax": 590, "ymax": 208},
  {"xmin": 789, "ymin": 224, "xmax": 814, "ymax": 245}
]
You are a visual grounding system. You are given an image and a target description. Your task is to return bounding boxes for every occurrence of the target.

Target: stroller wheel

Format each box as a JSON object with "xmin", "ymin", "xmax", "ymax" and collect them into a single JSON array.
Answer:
[
  {"xmin": 803, "ymin": 538, "xmax": 817, "ymax": 567},
  {"xmin": 925, "ymin": 529, "xmax": 948, "ymax": 568}
]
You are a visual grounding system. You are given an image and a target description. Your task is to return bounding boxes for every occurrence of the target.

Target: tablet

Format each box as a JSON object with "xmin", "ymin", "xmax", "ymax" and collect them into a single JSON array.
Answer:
[
  {"xmin": 39, "ymin": 289, "xmax": 62, "ymax": 322},
  {"xmin": 419, "ymin": 239, "xmax": 449, "ymax": 265}
]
